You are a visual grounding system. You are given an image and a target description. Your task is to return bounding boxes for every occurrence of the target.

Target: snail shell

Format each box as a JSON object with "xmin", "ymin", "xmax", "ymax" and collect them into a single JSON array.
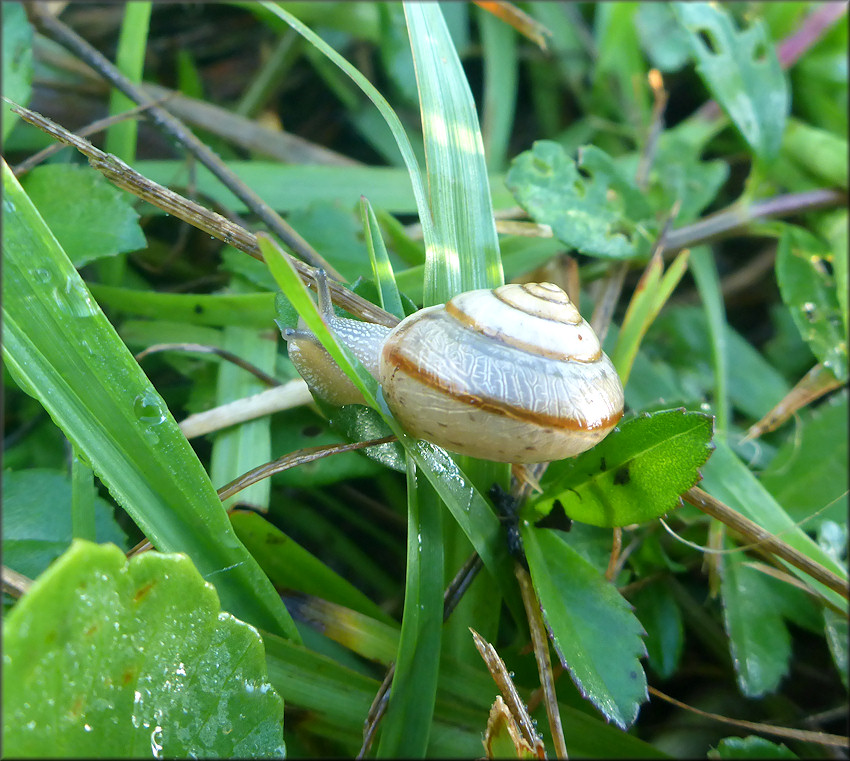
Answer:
[{"xmin": 282, "ymin": 277, "xmax": 624, "ymax": 463}]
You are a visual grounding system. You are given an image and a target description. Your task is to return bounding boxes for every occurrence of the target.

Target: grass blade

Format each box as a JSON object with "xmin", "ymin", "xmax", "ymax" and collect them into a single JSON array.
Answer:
[{"xmin": 2, "ymin": 160, "xmax": 298, "ymax": 640}]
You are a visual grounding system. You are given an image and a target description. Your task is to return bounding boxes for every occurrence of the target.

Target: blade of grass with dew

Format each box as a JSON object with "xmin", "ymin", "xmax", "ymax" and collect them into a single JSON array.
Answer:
[
  {"xmin": 259, "ymin": 1, "xmax": 436, "ymax": 253},
  {"xmin": 361, "ymin": 196, "xmax": 405, "ymax": 320},
  {"xmin": 404, "ymin": 2, "xmax": 503, "ymax": 301},
  {"xmin": 1, "ymin": 161, "xmax": 298, "ymax": 639},
  {"xmin": 378, "ymin": 468, "xmax": 444, "ymax": 757}
]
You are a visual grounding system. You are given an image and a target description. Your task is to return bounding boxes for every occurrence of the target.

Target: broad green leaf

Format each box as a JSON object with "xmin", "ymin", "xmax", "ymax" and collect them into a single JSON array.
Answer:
[
  {"xmin": 672, "ymin": 3, "xmax": 788, "ymax": 159},
  {"xmin": 631, "ymin": 581, "xmax": 684, "ymax": 680},
  {"xmin": 759, "ymin": 389, "xmax": 848, "ymax": 527},
  {"xmin": 709, "ymin": 736, "xmax": 797, "ymax": 759},
  {"xmin": 2, "ymin": 468, "xmax": 128, "ymax": 580},
  {"xmin": 133, "ymin": 159, "xmax": 516, "ymax": 217},
  {"xmin": 617, "ymin": 134, "xmax": 729, "ymax": 225},
  {"xmin": 1, "ymin": 2, "xmax": 32, "ymax": 140},
  {"xmin": 701, "ymin": 441, "xmax": 848, "ymax": 610},
  {"xmin": 532, "ymin": 410, "xmax": 714, "ymax": 528},
  {"xmin": 404, "ymin": 1, "xmax": 503, "ymax": 300},
  {"xmin": 2, "ymin": 161, "xmax": 297, "ymax": 639},
  {"xmin": 2, "ymin": 541, "xmax": 285, "ymax": 758},
  {"xmin": 229, "ymin": 510, "xmax": 394, "ymax": 625},
  {"xmin": 20, "ymin": 165, "xmax": 146, "ymax": 266},
  {"xmin": 507, "ymin": 141, "xmax": 654, "ymax": 260},
  {"xmin": 523, "ymin": 529, "xmax": 648, "ymax": 729},
  {"xmin": 776, "ymin": 226, "xmax": 848, "ymax": 382},
  {"xmin": 720, "ymin": 551, "xmax": 793, "ymax": 697}
]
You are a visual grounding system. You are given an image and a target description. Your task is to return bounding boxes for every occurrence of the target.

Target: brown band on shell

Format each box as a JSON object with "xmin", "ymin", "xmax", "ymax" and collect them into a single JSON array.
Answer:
[
  {"xmin": 384, "ymin": 341, "xmax": 622, "ymax": 433},
  {"xmin": 443, "ymin": 301, "xmax": 602, "ymax": 363}
]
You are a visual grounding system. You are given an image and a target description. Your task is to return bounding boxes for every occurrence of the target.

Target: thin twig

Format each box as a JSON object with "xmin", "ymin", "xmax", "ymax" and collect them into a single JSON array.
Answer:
[
  {"xmin": 217, "ymin": 435, "xmax": 397, "ymax": 501},
  {"xmin": 660, "ymin": 189, "xmax": 847, "ymax": 256},
  {"xmin": 683, "ymin": 487, "xmax": 849, "ymax": 601},
  {"xmin": 649, "ymin": 686, "xmax": 849, "ymax": 748},
  {"xmin": 135, "ymin": 343, "xmax": 281, "ymax": 387},
  {"xmin": 516, "ymin": 565, "xmax": 568, "ymax": 758},
  {"xmin": 13, "ymin": 98, "xmax": 168, "ymax": 176}
]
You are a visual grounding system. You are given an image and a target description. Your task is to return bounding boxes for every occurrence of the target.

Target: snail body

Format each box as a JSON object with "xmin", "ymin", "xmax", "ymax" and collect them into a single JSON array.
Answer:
[{"xmin": 282, "ymin": 275, "xmax": 624, "ymax": 463}]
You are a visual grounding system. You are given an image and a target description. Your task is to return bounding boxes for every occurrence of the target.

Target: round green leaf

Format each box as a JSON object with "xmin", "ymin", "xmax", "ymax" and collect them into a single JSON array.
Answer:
[
  {"xmin": 2, "ymin": 541, "xmax": 285, "ymax": 758},
  {"xmin": 532, "ymin": 410, "xmax": 714, "ymax": 527}
]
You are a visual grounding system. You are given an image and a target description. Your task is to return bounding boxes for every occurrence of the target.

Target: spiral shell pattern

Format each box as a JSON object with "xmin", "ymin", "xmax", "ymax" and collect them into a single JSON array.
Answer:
[{"xmin": 379, "ymin": 283, "xmax": 624, "ymax": 462}]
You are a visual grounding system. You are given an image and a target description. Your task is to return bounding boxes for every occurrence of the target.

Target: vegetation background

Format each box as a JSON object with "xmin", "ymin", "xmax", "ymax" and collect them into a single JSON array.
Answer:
[{"xmin": 2, "ymin": 2, "xmax": 847, "ymax": 758}]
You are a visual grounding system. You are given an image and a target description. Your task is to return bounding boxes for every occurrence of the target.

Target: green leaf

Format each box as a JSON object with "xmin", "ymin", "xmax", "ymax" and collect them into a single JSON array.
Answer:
[
  {"xmin": 709, "ymin": 736, "xmax": 797, "ymax": 759},
  {"xmin": 631, "ymin": 581, "xmax": 684, "ymax": 680},
  {"xmin": 720, "ymin": 552, "xmax": 793, "ymax": 697},
  {"xmin": 532, "ymin": 410, "xmax": 714, "ymax": 528},
  {"xmin": 507, "ymin": 141, "xmax": 653, "ymax": 260},
  {"xmin": 522, "ymin": 529, "xmax": 648, "ymax": 729},
  {"xmin": 2, "ymin": 541, "xmax": 285, "ymax": 758},
  {"xmin": 776, "ymin": 225, "xmax": 848, "ymax": 382},
  {"xmin": 672, "ymin": 2, "xmax": 788, "ymax": 159},
  {"xmin": 759, "ymin": 388, "xmax": 848, "ymax": 527},
  {"xmin": 2, "ymin": 468, "xmax": 128, "ymax": 580},
  {"xmin": 20, "ymin": 165, "xmax": 146, "ymax": 266},
  {"xmin": 1, "ymin": 2, "xmax": 33, "ymax": 140},
  {"xmin": 2, "ymin": 160, "xmax": 297, "ymax": 639}
]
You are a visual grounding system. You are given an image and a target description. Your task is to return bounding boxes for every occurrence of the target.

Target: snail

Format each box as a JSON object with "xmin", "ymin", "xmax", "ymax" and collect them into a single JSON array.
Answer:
[{"xmin": 280, "ymin": 272, "xmax": 624, "ymax": 463}]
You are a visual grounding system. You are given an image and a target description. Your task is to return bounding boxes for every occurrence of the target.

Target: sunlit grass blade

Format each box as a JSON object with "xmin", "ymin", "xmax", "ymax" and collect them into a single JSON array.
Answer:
[
  {"xmin": 1, "ymin": 160, "xmax": 298, "ymax": 640},
  {"xmin": 404, "ymin": 2, "xmax": 503, "ymax": 301},
  {"xmin": 361, "ymin": 196, "xmax": 405, "ymax": 320}
]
